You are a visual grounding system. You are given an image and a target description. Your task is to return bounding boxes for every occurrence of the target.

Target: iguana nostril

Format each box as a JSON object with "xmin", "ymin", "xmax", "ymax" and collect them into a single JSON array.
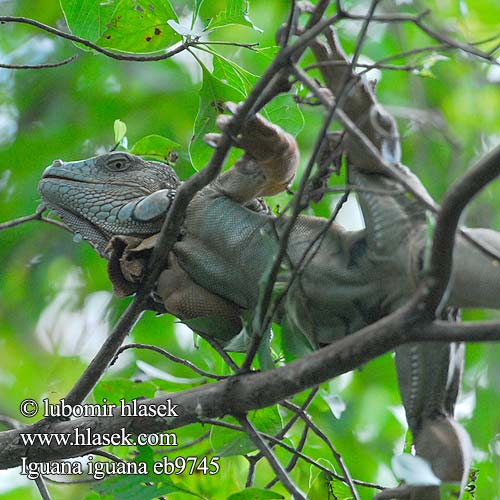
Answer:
[{"xmin": 52, "ymin": 159, "xmax": 64, "ymax": 167}]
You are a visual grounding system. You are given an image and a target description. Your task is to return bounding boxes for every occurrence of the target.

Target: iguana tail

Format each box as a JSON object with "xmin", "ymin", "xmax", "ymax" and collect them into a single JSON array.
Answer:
[{"xmin": 449, "ymin": 228, "xmax": 500, "ymax": 309}]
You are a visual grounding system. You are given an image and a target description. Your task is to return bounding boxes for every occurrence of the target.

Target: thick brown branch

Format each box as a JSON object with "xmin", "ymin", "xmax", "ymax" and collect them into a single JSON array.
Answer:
[
  {"xmin": 424, "ymin": 144, "xmax": 500, "ymax": 314},
  {"xmin": 0, "ymin": 303, "xmax": 411, "ymax": 469}
]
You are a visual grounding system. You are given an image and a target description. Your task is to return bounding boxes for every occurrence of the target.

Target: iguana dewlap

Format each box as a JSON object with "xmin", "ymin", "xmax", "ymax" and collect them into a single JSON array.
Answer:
[{"xmin": 39, "ymin": 109, "xmax": 486, "ymax": 499}]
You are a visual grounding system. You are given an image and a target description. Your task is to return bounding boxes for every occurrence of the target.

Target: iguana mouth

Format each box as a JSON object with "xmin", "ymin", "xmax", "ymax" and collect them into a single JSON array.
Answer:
[
  {"xmin": 42, "ymin": 173, "xmax": 151, "ymax": 193},
  {"xmin": 42, "ymin": 173, "xmax": 104, "ymax": 185}
]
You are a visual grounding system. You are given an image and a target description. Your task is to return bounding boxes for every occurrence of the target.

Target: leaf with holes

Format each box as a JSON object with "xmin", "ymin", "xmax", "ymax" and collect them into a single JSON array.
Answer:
[{"xmin": 61, "ymin": 0, "xmax": 181, "ymax": 53}]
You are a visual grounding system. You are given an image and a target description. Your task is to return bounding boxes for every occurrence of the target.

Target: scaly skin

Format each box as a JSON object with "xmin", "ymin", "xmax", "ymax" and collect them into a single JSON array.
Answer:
[{"xmin": 39, "ymin": 109, "xmax": 491, "ymax": 499}]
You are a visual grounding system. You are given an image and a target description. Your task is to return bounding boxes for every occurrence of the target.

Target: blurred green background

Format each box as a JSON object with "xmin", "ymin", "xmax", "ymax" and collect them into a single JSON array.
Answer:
[{"xmin": 0, "ymin": 0, "xmax": 499, "ymax": 498}]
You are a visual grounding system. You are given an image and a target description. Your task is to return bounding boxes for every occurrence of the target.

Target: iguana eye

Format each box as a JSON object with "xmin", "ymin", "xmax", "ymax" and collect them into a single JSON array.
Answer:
[{"xmin": 106, "ymin": 153, "xmax": 131, "ymax": 171}]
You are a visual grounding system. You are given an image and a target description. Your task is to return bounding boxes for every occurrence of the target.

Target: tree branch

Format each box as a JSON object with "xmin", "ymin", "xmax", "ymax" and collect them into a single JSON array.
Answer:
[
  {"xmin": 0, "ymin": 302, "xmax": 412, "ymax": 469},
  {"xmin": 237, "ymin": 414, "xmax": 307, "ymax": 500},
  {"xmin": 113, "ymin": 343, "xmax": 227, "ymax": 380},
  {"xmin": 0, "ymin": 55, "xmax": 77, "ymax": 69},
  {"xmin": 423, "ymin": 144, "xmax": 500, "ymax": 315}
]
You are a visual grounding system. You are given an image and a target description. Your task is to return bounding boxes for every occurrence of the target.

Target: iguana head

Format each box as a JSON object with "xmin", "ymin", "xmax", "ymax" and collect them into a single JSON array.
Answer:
[{"xmin": 38, "ymin": 151, "xmax": 179, "ymax": 256}]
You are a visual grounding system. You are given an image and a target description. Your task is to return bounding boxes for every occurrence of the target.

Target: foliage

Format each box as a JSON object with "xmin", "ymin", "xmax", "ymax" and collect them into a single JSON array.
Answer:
[{"xmin": 0, "ymin": 0, "xmax": 499, "ymax": 499}]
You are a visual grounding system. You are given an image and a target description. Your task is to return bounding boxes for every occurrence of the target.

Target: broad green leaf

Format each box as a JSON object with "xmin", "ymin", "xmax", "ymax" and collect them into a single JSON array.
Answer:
[
  {"xmin": 83, "ymin": 493, "xmax": 111, "ymax": 500},
  {"xmin": 130, "ymin": 135, "xmax": 196, "ymax": 181},
  {"xmin": 130, "ymin": 134, "xmax": 181, "ymax": 164},
  {"xmin": 93, "ymin": 378, "xmax": 157, "ymax": 406},
  {"xmin": 113, "ymin": 119, "xmax": 127, "ymax": 144},
  {"xmin": 281, "ymin": 314, "xmax": 314, "ymax": 361},
  {"xmin": 224, "ymin": 327, "xmax": 251, "ymax": 352},
  {"xmin": 192, "ymin": 0, "xmax": 205, "ymax": 29},
  {"xmin": 210, "ymin": 408, "xmax": 282, "ymax": 456},
  {"xmin": 92, "ymin": 474, "xmax": 195, "ymax": 500},
  {"xmin": 205, "ymin": 0, "xmax": 262, "ymax": 32},
  {"xmin": 134, "ymin": 444, "xmax": 155, "ymax": 469},
  {"xmin": 227, "ymin": 488, "xmax": 284, "ymax": 500},
  {"xmin": 413, "ymin": 52, "xmax": 450, "ymax": 79},
  {"xmin": 190, "ymin": 63, "xmax": 243, "ymax": 169},
  {"xmin": 61, "ymin": 0, "xmax": 181, "ymax": 53},
  {"xmin": 181, "ymin": 315, "xmax": 241, "ymax": 343},
  {"xmin": 212, "ymin": 54, "xmax": 258, "ymax": 96},
  {"xmin": 262, "ymin": 94, "xmax": 304, "ymax": 137},
  {"xmin": 307, "ymin": 471, "xmax": 331, "ymax": 500}
]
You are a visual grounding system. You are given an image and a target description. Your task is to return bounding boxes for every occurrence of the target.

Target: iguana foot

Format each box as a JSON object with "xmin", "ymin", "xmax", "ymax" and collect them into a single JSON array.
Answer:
[{"xmin": 204, "ymin": 102, "xmax": 299, "ymax": 199}]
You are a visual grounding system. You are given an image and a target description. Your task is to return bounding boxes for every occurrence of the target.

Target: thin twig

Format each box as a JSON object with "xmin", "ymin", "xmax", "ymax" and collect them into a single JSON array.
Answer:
[
  {"xmin": 86, "ymin": 450, "xmax": 126, "ymax": 463},
  {"xmin": 193, "ymin": 41, "xmax": 259, "ymax": 49},
  {"xmin": 0, "ymin": 415, "xmax": 22, "ymax": 429},
  {"xmin": 0, "ymin": 55, "xmax": 77, "ymax": 69},
  {"xmin": 205, "ymin": 418, "xmax": 384, "ymax": 490},
  {"xmin": 34, "ymin": 477, "xmax": 52, "ymax": 500},
  {"xmin": 0, "ymin": 206, "xmax": 45, "ymax": 231},
  {"xmin": 340, "ymin": 11, "xmax": 496, "ymax": 62},
  {"xmin": 254, "ymin": 387, "xmax": 319, "ymax": 462},
  {"xmin": 265, "ymin": 424, "xmax": 309, "ymax": 489},
  {"xmin": 237, "ymin": 414, "xmax": 307, "ymax": 500},
  {"xmin": 195, "ymin": 331, "xmax": 239, "ymax": 372},
  {"xmin": 155, "ymin": 431, "xmax": 210, "ymax": 454},
  {"xmin": 64, "ymin": 299, "xmax": 146, "ymax": 406},
  {"xmin": 113, "ymin": 343, "xmax": 227, "ymax": 380},
  {"xmin": 281, "ymin": 400, "xmax": 360, "ymax": 500},
  {"xmin": 245, "ymin": 455, "xmax": 257, "ymax": 487}
]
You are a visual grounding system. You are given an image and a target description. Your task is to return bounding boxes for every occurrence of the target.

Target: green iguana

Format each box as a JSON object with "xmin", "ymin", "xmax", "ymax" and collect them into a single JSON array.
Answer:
[{"xmin": 37, "ymin": 43, "xmax": 500, "ymax": 500}]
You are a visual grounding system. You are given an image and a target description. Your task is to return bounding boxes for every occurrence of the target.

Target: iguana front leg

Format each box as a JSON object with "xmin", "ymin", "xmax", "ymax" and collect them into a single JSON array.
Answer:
[
  {"xmin": 156, "ymin": 106, "xmax": 299, "ymax": 323},
  {"xmin": 204, "ymin": 102, "xmax": 299, "ymax": 203}
]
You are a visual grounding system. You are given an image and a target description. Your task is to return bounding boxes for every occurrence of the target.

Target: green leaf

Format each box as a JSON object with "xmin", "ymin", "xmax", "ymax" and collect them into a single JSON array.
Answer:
[
  {"xmin": 60, "ymin": 0, "xmax": 182, "ymax": 53},
  {"xmin": 134, "ymin": 444, "xmax": 155, "ymax": 469},
  {"xmin": 181, "ymin": 316, "xmax": 241, "ymax": 343},
  {"xmin": 113, "ymin": 119, "xmax": 127, "ymax": 144},
  {"xmin": 281, "ymin": 314, "xmax": 314, "ymax": 361},
  {"xmin": 93, "ymin": 378, "xmax": 157, "ymax": 406},
  {"xmin": 262, "ymin": 94, "xmax": 304, "ymax": 137},
  {"xmin": 212, "ymin": 54, "xmax": 258, "ymax": 96},
  {"xmin": 224, "ymin": 327, "xmax": 251, "ymax": 352},
  {"xmin": 92, "ymin": 474, "xmax": 194, "ymax": 500},
  {"xmin": 211, "ymin": 408, "xmax": 282, "ymax": 456},
  {"xmin": 192, "ymin": 0, "xmax": 205, "ymax": 29},
  {"xmin": 227, "ymin": 488, "xmax": 284, "ymax": 500},
  {"xmin": 205, "ymin": 0, "xmax": 262, "ymax": 32},
  {"xmin": 130, "ymin": 135, "xmax": 181, "ymax": 164},
  {"xmin": 190, "ymin": 63, "xmax": 243, "ymax": 169},
  {"xmin": 413, "ymin": 52, "xmax": 450, "ymax": 79},
  {"xmin": 307, "ymin": 471, "xmax": 331, "ymax": 500}
]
